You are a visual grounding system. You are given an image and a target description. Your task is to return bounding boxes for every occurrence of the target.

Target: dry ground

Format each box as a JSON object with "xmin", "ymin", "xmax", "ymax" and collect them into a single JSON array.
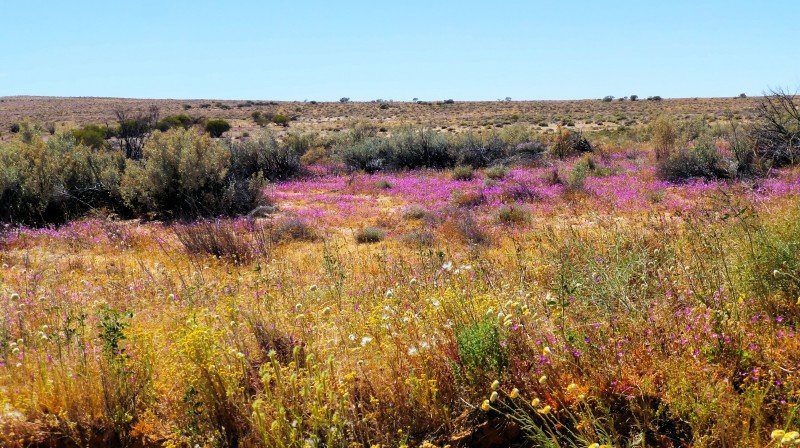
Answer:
[{"xmin": 0, "ymin": 95, "xmax": 759, "ymax": 139}]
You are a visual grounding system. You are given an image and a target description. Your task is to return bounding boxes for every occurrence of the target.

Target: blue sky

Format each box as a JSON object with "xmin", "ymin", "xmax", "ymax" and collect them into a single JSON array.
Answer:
[{"xmin": 1, "ymin": 0, "xmax": 798, "ymax": 101}]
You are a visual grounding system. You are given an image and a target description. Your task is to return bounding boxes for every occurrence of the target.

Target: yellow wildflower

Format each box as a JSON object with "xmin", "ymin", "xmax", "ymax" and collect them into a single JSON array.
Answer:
[{"xmin": 783, "ymin": 431, "xmax": 799, "ymax": 444}]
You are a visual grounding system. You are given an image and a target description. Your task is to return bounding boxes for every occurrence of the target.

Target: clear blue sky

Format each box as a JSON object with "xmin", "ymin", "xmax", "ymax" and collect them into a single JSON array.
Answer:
[{"xmin": 1, "ymin": 0, "xmax": 798, "ymax": 101}]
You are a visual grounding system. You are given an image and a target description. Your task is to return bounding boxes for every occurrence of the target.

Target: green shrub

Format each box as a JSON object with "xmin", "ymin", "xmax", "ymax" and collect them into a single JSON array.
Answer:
[
  {"xmin": 651, "ymin": 115, "xmax": 678, "ymax": 160},
  {"xmin": 509, "ymin": 140, "xmax": 547, "ymax": 164},
  {"xmin": 72, "ymin": 124, "xmax": 111, "ymax": 150},
  {"xmin": 272, "ymin": 113, "xmax": 289, "ymax": 126},
  {"xmin": 114, "ymin": 108, "xmax": 158, "ymax": 159},
  {"xmin": 451, "ymin": 165, "xmax": 474, "ymax": 181},
  {"xmin": 450, "ymin": 131, "xmax": 507, "ymax": 168},
  {"xmin": 657, "ymin": 141, "xmax": 732, "ymax": 182},
  {"xmin": 399, "ymin": 230, "xmax": 435, "ymax": 247},
  {"xmin": 341, "ymin": 138, "xmax": 386, "ymax": 173},
  {"xmin": 355, "ymin": 226, "xmax": 386, "ymax": 244},
  {"xmin": 156, "ymin": 114, "xmax": 194, "ymax": 132},
  {"xmin": 205, "ymin": 119, "xmax": 231, "ymax": 138},
  {"xmin": 566, "ymin": 159, "xmax": 590, "ymax": 192},
  {"xmin": 385, "ymin": 127, "xmax": 453, "ymax": 170},
  {"xmin": 484, "ymin": 165, "xmax": 509, "ymax": 180},
  {"xmin": 282, "ymin": 133, "xmax": 313, "ymax": 158},
  {"xmin": 226, "ymin": 132, "xmax": 302, "ymax": 181},
  {"xmin": 251, "ymin": 111, "xmax": 269, "ymax": 126},
  {"xmin": 0, "ymin": 133, "xmax": 125, "ymax": 224},
  {"xmin": 121, "ymin": 129, "xmax": 262, "ymax": 218},
  {"xmin": 739, "ymin": 208, "xmax": 800, "ymax": 313}
]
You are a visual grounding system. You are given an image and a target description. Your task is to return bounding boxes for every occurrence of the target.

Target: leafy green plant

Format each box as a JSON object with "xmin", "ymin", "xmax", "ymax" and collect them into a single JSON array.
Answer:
[{"xmin": 456, "ymin": 319, "xmax": 507, "ymax": 382}]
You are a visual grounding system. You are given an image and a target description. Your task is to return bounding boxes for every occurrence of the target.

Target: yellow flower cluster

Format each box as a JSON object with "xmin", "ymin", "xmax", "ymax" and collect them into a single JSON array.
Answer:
[{"xmin": 772, "ymin": 429, "xmax": 800, "ymax": 446}]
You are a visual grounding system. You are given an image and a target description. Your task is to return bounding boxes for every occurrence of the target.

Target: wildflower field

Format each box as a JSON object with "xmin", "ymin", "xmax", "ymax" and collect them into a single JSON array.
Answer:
[{"xmin": 2, "ymin": 96, "xmax": 800, "ymax": 448}]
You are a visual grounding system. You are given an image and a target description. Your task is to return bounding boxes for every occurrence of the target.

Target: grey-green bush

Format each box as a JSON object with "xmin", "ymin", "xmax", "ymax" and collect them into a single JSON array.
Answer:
[
  {"xmin": 450, "ymin": 131, "xmax": 507, "ymax": 167},
  {"xmin": 656, "ymin": 140, "xmax": 732, "ymax": 182},
  {"xmin": 226, "ymin": 132, "xmax": 302, "ymax": 181},
  {"xmin": 341, "ymin": 138, "xmax": 386, "ymax": 173},
  {"xmin": 384, "ymin": 127, "xmax": 453, "ymax": 170},
  {"xmin": 121, "ymin": 129, "xmax": 262, "ymax": 219},
  {"xmin": 0, "ymin": 133, "xmax": 124, "ymax": 224}
]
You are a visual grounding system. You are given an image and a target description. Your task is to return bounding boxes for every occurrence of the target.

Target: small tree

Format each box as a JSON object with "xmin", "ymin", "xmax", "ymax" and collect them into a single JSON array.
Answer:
[
  {"xmin": 114, "ymin": 106, "xmax": 158, "ymax": 159},
  {"xmin": 751, "ymin": 88, "xmax": 800, "ymax": 167},
  {"xmin": 651, "ymin": 115, "xmax": 677, "ymax": 161},
  {"xmin": 205, "ymin": 119, "xmax": 231, "ymax": 138},
  {"xmin": 339, "ymin": 97, "xmax": 350, "ymax": 103}
]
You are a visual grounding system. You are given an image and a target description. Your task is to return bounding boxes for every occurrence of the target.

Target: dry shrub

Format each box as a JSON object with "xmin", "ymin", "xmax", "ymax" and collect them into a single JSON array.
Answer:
[
  {"xmin": 751, "ymin": 88, "xmax": 800, "ymax": 167},
  {"xmin": 441, "ymin": 211, "xmax": 489, "ymax": 245},
  {"xmin": 550, "ymin": 127, "xmax": 593, "ymax": 158},
  {"xmin": 355, "ymin": 226, "xmax": 386, "ymax": 244},
  {"xmin": 271, "ymin": 216, "xmax": 317, "ymax": 242},
  {"xmin": 173, "ymin": 219, "xmax": 270, "ymax": 264},
  {"xmin": 500, "ymin": 182, "xmax": 540, "ymax": 203},
  {"xmin": 402, "ymin": 205, "xmax": 433, "ymax": 221},
  {"xmin": 451, "ymin": 189, "xmax": 486, "ymax": 208},
  {"xmin": 496, "ymin": 204, "xmax": 530, "ymax": 225},
  {"xmin": 399, "ymin": 230, "xmax": 435, "ymax": 247}
]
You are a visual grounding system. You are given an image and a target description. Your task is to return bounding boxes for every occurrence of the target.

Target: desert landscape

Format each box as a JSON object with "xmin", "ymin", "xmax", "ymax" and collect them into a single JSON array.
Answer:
[
  {"xmin": 2, "ymin": 0, "xmax": 800, "ymax": 446},
  {"xmin": 1, "ymin": 90, "xmax": 800, "ymax": 448}
]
